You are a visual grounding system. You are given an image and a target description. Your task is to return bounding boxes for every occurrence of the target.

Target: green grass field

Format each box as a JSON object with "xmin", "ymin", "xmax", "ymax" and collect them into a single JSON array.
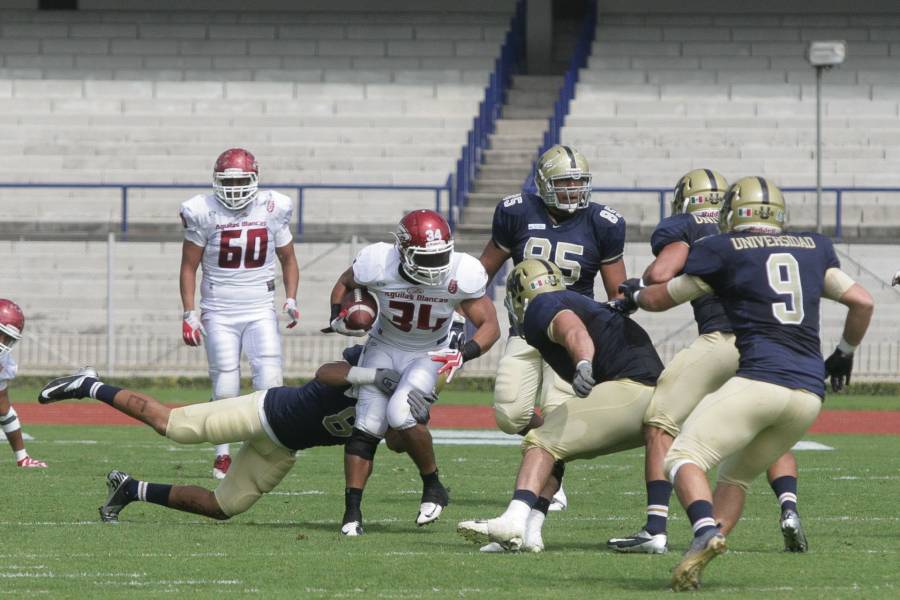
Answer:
[{"xmin": 3, "ymin": 407, "xmax": 899, "ymax": 598}]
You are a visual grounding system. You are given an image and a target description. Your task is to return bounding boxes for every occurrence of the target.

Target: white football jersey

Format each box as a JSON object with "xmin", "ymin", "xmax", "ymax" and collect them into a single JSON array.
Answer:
[
  {"xmin": 0, "ymin": 353, "xmax": 17, "ymax": 392},
  {"xmin": 352, "ymin": 242, "xmax": 488, "ymax": 351},
  {"xmin": 180, "ymin": 191, "xmax": 293, "ymax": 314}
]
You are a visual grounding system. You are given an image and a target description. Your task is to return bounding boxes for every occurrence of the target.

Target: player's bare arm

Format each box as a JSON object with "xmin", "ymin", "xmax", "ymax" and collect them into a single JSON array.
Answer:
[
  {"xmin": 547, "ymin": 309, "xmax": 595, "ymax": 366},
  {"xmin": 628, "ymin": 274, "xmax": 710, "ymax": 312},
  {"xmin": 642, "ymin": 242, "xmax": 690, "ymax": 285},
  {"xmin": 179, "ymin": 240, "xmax": 204, "ymax": 312},
  {"xmin": 330, "ymin": 266, "xmax": 361, "ymax": 305},
  {"xmin": 459, "ymin": 295, "xmax": 501, "ymax": 355},
  {"xmin": 599, "ymin": 258, "xmax": 627, "ymax": 300},
  {"xmin": 275, "ymin": 243, "xmax": 299, "ymax": 302},
  {"xmin": 478, "ymin": 239, "xmax": 511, "ymax": 284},
  {"xmin": 833, "ymin": 281, "xmax": 874, "ymax": 347}
]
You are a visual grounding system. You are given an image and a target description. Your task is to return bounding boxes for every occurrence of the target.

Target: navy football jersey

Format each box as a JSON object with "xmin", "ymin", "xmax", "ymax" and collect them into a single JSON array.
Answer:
[
  {"xmin": 492, "ymin": 192, "xmax": 626, "ymax": 299},
  {"xmin": 262, "ymin": 346, "xmax": 362, "ymax": 451},
  {"xmin": 523, "ymin": 290, "xmax": 663, "ymax": 386},
  {"xmin": 651, "ymin": 213, "xmax": 732, "ymax": 335},
  {"xmin": 683, "ymin": 232, "xmax": 840, "ymax": 398}
]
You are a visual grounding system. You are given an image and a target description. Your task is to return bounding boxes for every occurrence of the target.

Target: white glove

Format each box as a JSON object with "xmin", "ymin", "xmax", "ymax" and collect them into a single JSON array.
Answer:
[
  {"xmin": 429, "ymin": 348, "xmax": 464, "ymax": 383},
  {"xmin": 283, "ymin": 298, "xmax": 299, "ymax": 329},
  {"xmin": 572, "ymin": 360, "xmax": 595, "ymax": 398},
  {"xmin": 328, "ymin": 313, "xmax": 367, "ymax": 338},
  {"xmin": 182, "ymin": 310, "xmax": 205, "ymax": 346},
  {"xmin": 893, "ymin": 270, "xmax": 900, "ymax": 287}
]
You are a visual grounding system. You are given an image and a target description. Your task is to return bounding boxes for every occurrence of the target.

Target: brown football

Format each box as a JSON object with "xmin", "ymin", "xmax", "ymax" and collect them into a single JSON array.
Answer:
[{"xmin": 341, "ymin": 288, "xmax": 378, "ymax": 331}]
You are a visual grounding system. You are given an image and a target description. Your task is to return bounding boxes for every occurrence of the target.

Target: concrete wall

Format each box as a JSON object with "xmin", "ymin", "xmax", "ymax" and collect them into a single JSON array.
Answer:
[{"xmin": 598, "ymin": 0, "xmax": 900, "ymax": 13}]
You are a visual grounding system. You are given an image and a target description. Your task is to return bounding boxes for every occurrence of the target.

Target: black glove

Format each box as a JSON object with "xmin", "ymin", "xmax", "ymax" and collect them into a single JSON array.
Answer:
[
  {"xmin": 607, "ymin": 297, "xmax": 637, "ymax": 316},
  {"xmin": 407, "ymin": 388, "xmax": 438, "ymax": 424},
  {"xmin": 572, "ymin": 360, "xmax": 595, "ymax": 398},
  {"xmin": 374, "ymin": 368, "xmax": 401, "ymax": 395},
  {"xmin": 618, "ymin": 277, "xmax": 644, "ymax": 305},
  {"xmin": 824, "ymin": 348, "xmax": 853, "ymax": 392}
]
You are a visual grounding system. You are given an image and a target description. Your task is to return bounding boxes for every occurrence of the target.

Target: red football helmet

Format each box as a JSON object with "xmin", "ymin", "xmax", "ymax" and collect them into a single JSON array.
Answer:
[
  {"xmin": 212, "ymin": 147, "xmax": 259, "ymax": 210},
  {"xmin": 394, "ymin": 209, "xmax": 454, "ymax": 285},
  {"xmin": 0, "ymin": 299, "xmax": 25, "ymax": 358}
]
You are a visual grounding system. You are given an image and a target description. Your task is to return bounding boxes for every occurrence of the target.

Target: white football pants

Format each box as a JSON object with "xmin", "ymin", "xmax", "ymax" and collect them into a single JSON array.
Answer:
[{"xmin": 202, "ymin": 309, "xmax": 283, "ymax": 400}]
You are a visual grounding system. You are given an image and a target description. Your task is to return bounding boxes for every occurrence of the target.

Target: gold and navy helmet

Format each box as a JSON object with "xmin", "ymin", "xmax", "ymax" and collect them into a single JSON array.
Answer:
[
  {"xmin": 672, "ymin": 169, "xmax": 729, "ymax": 216},
  {"xmin": 534, "ymin": 145, "xmax": 591, "ymax": 213},
  {"xmin": 719, "ymin": 176, "xmax": 787, "ymax": 234},
  {"xmin": 504, "ymin": 259, "xmax": 566, "ymax": 336}
]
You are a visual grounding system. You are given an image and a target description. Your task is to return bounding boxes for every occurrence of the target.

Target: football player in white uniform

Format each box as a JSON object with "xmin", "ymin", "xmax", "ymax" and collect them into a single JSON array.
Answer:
[
  {"xmin": 180, "ymin": 148, "xmax": 300, "ymax": 479},
  {"xmin": 0, "ymin": 299, "xmax": 47, "ymax": 468},
  {"xmin": 327, "ymin": 209, "xmax": 500, "ymax": 535}
]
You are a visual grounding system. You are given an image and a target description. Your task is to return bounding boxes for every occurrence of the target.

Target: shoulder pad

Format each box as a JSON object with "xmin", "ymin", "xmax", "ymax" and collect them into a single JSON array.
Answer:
[
  {"xmin": 180, "ymin": 194, "xmax": 210, "ymax": 226},
  {"xmin": 353, "ymin": 243, "xmax": 393, "ymax": 286},
  {"xmin": 454, "ymin": 253, "xmax": 488, "ymax": 295},
  {"xmin": 496, "ymin": 193, "xmax": 527, "ymax": 213}
]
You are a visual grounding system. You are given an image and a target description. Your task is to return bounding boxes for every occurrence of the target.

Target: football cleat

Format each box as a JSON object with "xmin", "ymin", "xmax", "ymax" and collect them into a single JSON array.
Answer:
[
  {"xmin": 607, "ymin": 529, "xmax": 668, "ymax": 554},
  {"xmin": 212, "ymin": 454, "xmax": 231, "ymax": 480},
  {"xmin": 99, "ymin": 469, "xmax": 133, "ymax": 523},
  {"xmin": 457, "ymin": 517, "xmax": 523, "ymax": 551},
  {"xmin": 340, "ymin": 521, "xmax": 364, "ymax": 537},
  {"xmin": 38, "ymin": 366, "xmax": 100, "ymax": 404},
  {"xmin": 16, "ymin": 456, "xmax": 48, "ymax": 468},
  {"xmin": 416, "ymin": 481, "xmax": 449, "ymax": 526},
  {"xmin": 780, "ymin": 510, "xmax": 808, "ymax": 553},
  {"xmin": 671, "ymin": 528, "xmax": 727, "ymax": 592},
  {"xmin": 548, "ymin": 486, "xmax": 567, "ymax": 512},
  {"xmin": 477, "ymin": 514, "xmax": 544, "ymax": 553}
]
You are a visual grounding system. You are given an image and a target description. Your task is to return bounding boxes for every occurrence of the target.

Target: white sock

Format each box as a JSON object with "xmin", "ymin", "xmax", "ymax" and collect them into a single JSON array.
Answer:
[
  {"xmin": 215, "ymin": 444, "xmax": 230, "ymax": 457},
  {"xmin": 525, "ymin": 509, "xmax": 546, "ymax": 544},
  {"xmin": 500, "ymin": 499, "xmax": 531, "ymax": 530},
  {"xmin": 14, "ymin": 449, "xmax": 27, "ymax": 462}
]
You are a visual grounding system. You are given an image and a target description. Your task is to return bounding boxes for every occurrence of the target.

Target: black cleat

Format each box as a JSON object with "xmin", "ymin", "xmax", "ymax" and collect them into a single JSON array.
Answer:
[
  {"xmin": 38, "ymin": 367, "xmax": 99, "ymax": 404},
  {"xmin": 99, "ymin": 469, "xmax": 133, "ymax": 523}
]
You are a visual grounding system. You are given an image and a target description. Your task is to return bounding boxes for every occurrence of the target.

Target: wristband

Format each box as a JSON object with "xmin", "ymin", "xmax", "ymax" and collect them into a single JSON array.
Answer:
[
  {"xmin": 460, "ymin": 340, "xmax": 482, "ymax": 362},
  {"xmin": 837, "ymin": 337, "xmax": 857, "ymax": 355},
  {"xmin": 346, "ymin": 366, "xmax": 376, "ymax": 385},
  {"xmin": 330, "ymin": 303, "xmax": 342, "ymax": 321},
  {"xmin": 576, "ymin": 359, "xmax": 592, "ymax": 370},
  {"xmin": 183, "ymin": 310, "xmax": 194, "ymax": 319}
]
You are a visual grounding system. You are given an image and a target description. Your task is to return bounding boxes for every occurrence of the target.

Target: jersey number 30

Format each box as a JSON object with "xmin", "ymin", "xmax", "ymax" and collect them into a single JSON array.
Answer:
[
  {"xmin": 218, "ymin": 228, "xmax": 268, "ymax": 269},
  {"xmin": 766, "ymin": 253, "xmax": 804, "ymax": 324}
]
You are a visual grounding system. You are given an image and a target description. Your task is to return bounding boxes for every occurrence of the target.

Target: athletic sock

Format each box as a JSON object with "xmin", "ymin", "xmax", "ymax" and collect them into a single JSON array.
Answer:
[
  {"xmin": 123, "ymin": 479, "xmax": 172, "ymax": 507},
  {"xmin": 343, "ymin": 487, "xmax": 363, "ymax": 523},
  {"xmin": 215, "ymin": 443, "xmax": 230, "ymax": 457},
  {"xmin": 771, "ymin": 475, "xmax": 799, "ymax": 513},
  {"xmin": 79, "ymin": 378, "xmax": 122, "ymax": 405},
  {"xmin": 686, "ymin": 500, "xmax": 717, "ymax": 539},
  {"xmin": 501, "ymin": 489, "xmax": 537, "ymax": 528},
  {"xmin": 421, "ymin": 469, "xmax": 440, "ymax": 488},
  {"xmin": 533, "ymin": 496, "xmax": 551, "ymax": 516},
  {"xmin": 644, "ymin": 479, "xmax": 673, "ymax": 535}
]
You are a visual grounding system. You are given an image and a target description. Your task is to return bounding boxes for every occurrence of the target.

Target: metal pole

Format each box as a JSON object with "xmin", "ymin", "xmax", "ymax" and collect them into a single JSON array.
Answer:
[
  {"xmin": 816, "ymin": 66, "xmax": 823, "ymax": 234},
  {"xmin": 107, "ymin": 231, "xmax": 115, "ymax": 376}
]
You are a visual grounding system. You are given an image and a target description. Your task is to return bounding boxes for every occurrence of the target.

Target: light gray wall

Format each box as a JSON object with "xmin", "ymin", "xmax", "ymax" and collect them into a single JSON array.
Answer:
[
  {"xmin": 598, "ymin": 0, "xmax": 900, "ymax": 13},
  {"xmin": 76, "ymin": 0, "xmax": 516, "ymax": 11}
]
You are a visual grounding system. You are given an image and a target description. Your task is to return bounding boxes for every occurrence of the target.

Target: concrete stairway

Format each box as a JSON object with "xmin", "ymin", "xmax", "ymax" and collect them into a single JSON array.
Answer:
[{"xmin": 455, "ymin": 74, "xmax": 562, "ymax": 254}]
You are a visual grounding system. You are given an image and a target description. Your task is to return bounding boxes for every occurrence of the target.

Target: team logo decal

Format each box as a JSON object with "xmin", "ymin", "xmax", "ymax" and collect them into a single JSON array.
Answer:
[
  {"xmin": 737, "ymin": 207, "xmax": 754, "ymax": 217},
  {"xmin": 267, "ymin": 199, "xmax": 275, "ymax": 213},
  {"xmin": 448, "ymin": 279, "xmax": 458, "ymax": 294}
]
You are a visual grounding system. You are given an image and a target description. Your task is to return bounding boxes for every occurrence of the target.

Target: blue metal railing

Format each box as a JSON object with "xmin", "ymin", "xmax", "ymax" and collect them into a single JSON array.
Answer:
[{"xmin": 451, "ymin": 0, "xmax": 526, "ymax": 223}]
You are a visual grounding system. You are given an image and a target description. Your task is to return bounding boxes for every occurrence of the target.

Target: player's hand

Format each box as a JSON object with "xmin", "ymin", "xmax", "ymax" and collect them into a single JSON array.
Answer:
[
  {"xmin": 408, "ymin": 388, "xmax": 438, "ymax": 425},
  {"xmin": 374, "ymin": 368, "xmax": 401, "ymax": 395},
  {"xmin": 892, "ymin": 269, "xmax": 900, "ymax": 286},
  {"xmin": 572, "ymin": 360, "xmax": 595, "ymax": 398},
  {"xmin": 448, "ymin": 313, "xmax": 466, "ymax": 350},
  {"xmin": 824, "ymin": 348, "xmax": 853, "ymax": 392},
  {"xmin": 429, "ymin": 348, "xmax": 464, "ymax": 383},
  {"xmin": 326, "ymin": 312, "xmax": 367, "ymax": 337},
  {"xmin": 617, "ymin": 278, "xmax": 644, "ymax": 307},
  {"xmin": 283, "ymin": 298, "xmax": 299, "ymax": 329},
  {"xmin": 607, "ymin": 297, "xmax": 637, "ymax": 316},
  {"xmin": 182, "ymin": 310, "xmax": 205, "ymax": 346}
]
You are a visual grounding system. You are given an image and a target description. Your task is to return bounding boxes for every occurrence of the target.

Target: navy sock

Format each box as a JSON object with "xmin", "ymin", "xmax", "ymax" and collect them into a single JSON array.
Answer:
[
  {"xmin": 512, "ymin": 489, "xmax": 538, "ymax": 508},
  {"xmin": 421, "ymin": 470, "xmax": 440, "ymax": 487},
  {"xmin": 343, "ymin": 487, "xmax": 363, "ymax": 522},
  {"xmin": 771, "ymin": 475, "xmax": 798, "ymax": 513},
  {"xmin": 123, "ymin": 480, "xmax": 172, "ymax": 506},
  {"xmin": 533, "ymin": 497, "xmax": 551, "ymax": 515},
  {"xmin": 79, "ymin": 378, "xmax": 122, "ymax": 406},
  {"xmin": 645, "ymin": 480, "xmax": 673, "ymax": 535},
  {"xmin": 686, "ymin": 500, "xmax": 717, "ymax": 538}
]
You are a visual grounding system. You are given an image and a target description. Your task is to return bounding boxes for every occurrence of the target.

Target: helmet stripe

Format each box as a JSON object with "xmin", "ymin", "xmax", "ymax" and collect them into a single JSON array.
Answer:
[
  {"xmin": 703, "ymin": 169, "xmax": 716, "ymax": 191},
  {"xmin": 562, "ymin": 146, "xmax": 578, "ymax": 169},
  {"xmin": 758, "ymin": 176, "xmax": 770, "ymax": 204},
  {"xmin": 536, "ymin": 258, "xmax": 556, "ymax": 275}
]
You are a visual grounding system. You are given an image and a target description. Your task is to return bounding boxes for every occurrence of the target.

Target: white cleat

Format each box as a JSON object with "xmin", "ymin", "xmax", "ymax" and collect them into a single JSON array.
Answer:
[
  {"xmin": 341, "ymin": 521, "xmax": 364, "ymax": 536},
  {"xmin": 607, "ymin": 529, "xmax": 668, "ymax": 554},
  {"xmin": 457, "ymin": 517, "xmax": 524, "ymax": 550},
  {"xmin": 523, "ymin": 517, "xmax": 544, "ymax": 553},
  {"xmin": 416, "ymin": 502, "xmax": 444, "ymax": 526},
  {"xmin": 548, "ymin": 487, "xmax": 567, "ymax": 512}
]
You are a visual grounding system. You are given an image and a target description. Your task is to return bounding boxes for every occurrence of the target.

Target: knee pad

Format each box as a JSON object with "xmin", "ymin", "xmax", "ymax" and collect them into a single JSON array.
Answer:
[
  {"xmin": 551, "ymin": 459, "xmax": 566, "ymax": 482},
  {"xmin": 494, "ymin": 404, "xmax": 532, "ymax": 435},
  {"xmin": 0, "ymin": 406, "xmax": 20, "ymax": 433},
  {"xmin": 211, "ymin": 370, "xmax": 240, "ymax": 400},
  {"xmin": 345, "ymin": 428, "xmax": 381, "ymax": 461}
]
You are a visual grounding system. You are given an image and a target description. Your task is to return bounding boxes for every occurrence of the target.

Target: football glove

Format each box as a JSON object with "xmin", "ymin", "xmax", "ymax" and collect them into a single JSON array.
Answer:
[
  {"xmin": 893, "ymin": 269, "xmax": 900, "ymax": 287},
  {"xmin": 407, "ymin": 388, "xmax": 438, "ymax": 425},
  {"xmin": 326, "ymin": 312, "xmax": 367, "ymax": 337},
  {"xmin": 182, "ymin": 310, "xmax": 205, "ymax": 346},
  {"xmin": 607, "ymin": 297, "xmax": 638, "ymax": 316},
  {"xmin": 429, "ymin": 348, "xmax": 464, "ymax": 383},
  {"xmin": 448, "ymin": 313, "xmax": 466, "ymax": 350},
  {"xmin": 283, "ymin": 298, "xmax": 299, "ymax": 329},
  {"xmin": 824, "ymin": 347, "xmax": 853, "ymax": 392},
  {"xmin": 374, "ymin": 368, "xmax": 401, "ymax": 396},
  {"xmin": 572, "ymin": 360, "xmax": 595, "ymax": 398},
  {"xmin": 618, "ymin": 278, "xmax": 644, "ymax": 306}
]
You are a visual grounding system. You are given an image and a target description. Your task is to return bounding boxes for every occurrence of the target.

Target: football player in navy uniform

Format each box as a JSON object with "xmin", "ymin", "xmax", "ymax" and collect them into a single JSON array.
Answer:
[
  {"xmin": 608, "ymin": 170, "xmax": 806, "ymax": 555},
  {"xmin": 457, "ymin": 259, "xmax": 664, "ymax": 552},
  {"xmin": 478, "ymin": 144, "xmax": 626, "ymax": 511},
  {"xmin": 37, "ymin": 348, "xmax": 411, "ymax": 523},
  {"xmin": 618, "ymin": 176, "xmax": 873, "ymax": 591}
]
